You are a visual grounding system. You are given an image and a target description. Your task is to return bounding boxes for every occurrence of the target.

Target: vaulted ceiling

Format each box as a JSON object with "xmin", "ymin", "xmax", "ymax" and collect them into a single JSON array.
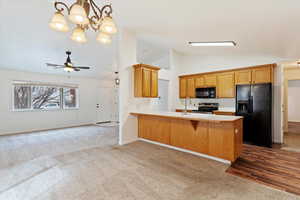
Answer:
[{"xmin": 0, "ymin": 0, "xmax": 299, "ymax": 78}]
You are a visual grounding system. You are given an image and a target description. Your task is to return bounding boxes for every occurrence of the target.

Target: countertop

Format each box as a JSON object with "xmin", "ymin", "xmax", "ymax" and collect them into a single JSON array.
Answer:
[
  {"xmin": 217, "ymin": 107, "xmax": 236, "ymax": 112},
  {"xmin": 131, "ymin": 111, "xmax": 242, "ymax": 122},
  {"xmin": 175, "ymin": 107, "xmax": 236, "ymax": 112}
]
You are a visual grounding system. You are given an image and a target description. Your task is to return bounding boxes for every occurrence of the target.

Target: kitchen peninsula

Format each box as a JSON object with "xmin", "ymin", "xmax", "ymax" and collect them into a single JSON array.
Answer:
[{"xmin": 131, "ymin": 111, "xmax": 243, "ymax": 163}]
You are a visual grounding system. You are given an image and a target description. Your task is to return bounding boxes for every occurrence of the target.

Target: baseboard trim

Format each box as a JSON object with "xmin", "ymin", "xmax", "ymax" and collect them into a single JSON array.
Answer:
[
  {"xmin": 96, "ymin": 121, "xmax": 112, "ymax": 124},
  {"xmin": 138, "ymin": 138, "xmax": 231, "ymax": 165},
  {"xmin": 288, "ymin": 121, "xmax": 300, "ymax": 123},
  {"xmin": 0, "ymin": 124, "xmax": 94, "ymax": 137}
]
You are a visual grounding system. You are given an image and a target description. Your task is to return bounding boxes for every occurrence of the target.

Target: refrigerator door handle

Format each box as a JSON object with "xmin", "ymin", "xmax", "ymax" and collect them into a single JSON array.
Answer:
[{"xmin": 249, "ymin": 96, "xmax": 253, "ymax": 113}]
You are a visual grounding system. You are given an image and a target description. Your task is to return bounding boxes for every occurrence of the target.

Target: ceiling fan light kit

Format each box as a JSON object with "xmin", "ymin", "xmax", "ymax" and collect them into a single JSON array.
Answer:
[
  {"xmin": 46, "ymin": 51, "xmax": 91, "ymax": 72},
  {"xmin": 49, "ymin": 0, "xmax": 117, "ymax": 44}
]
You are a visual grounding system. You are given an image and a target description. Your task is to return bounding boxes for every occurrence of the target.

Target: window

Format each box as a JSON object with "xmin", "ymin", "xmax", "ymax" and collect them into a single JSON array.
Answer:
[
  {"xmin": 14, "ymin": 86, "xmax": 31, "ymax": 110},
  {"xmin": 63, "ymin": 88, "xmax": 78, "ymax": 109},
  {"xmin": 13, "ymin": 83, "xmax": 78, "ymax": 111},
  {"xmin": 32, "ymin": 86, "xmax": 61, "ymax": 110}
]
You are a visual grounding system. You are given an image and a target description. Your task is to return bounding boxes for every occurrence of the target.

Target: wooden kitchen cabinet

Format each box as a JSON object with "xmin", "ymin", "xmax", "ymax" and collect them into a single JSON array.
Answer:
[
  {"xmin": 179, "ymin": 78, "xmax": 187, "ymax": 98},
  {"xmin": 252, "ymin": 65, "xmax": 272, "ymax": 84},
  {"xmin": 217, "ymin": 72, "xmax": 235, "ymax": 98},
  {"xmin": 179, "ymin": 77, "xmax": 196, "ymax": 98},
  {"xmin": 134, "ymin": 64, "xmax": 160, "ymax": 98},
  {"xmin": 187, "ymin": 78, "xmax": 196, "ymax": 98},
  {"xmin": 204, "ymin": 74, "xmax": 217, "ymax": 86},
  {"xmin": 170, "ymin": 120, "xmax": 209, "ymax": 154},
  {"xmin": 142, "ymin": 68, "xmax": 151, "ymax": 97},
  {"xmin": 208, "ymin": 122, "xmax": 235, "ymax": 161},
  {"xmin": 138, "ymin": 115, "xmax": 171, "ymax": 145},
  {"xmin": 235, "ymin": 69, "xmax": 252, "ymax": 85},
  {"xmin": 134, "ymin": 113, "xmax": 243, "ymax": 162},
  {"xmin": 151, "ymin": 70, "xmax": 158, "ymax": 97},
  {"xmin": 195, "ymin": 76, "xmax": 205, "ymax": 88},
  {"xmin": 178, "ymin": 64, "xmax": 275, "ymax": 99}
]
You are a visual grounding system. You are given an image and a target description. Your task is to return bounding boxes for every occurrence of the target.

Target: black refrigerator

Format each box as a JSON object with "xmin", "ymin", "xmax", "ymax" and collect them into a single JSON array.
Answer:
[{"xmin": 236, "ymin": 83, "xmax": 272, "ymax": 147}]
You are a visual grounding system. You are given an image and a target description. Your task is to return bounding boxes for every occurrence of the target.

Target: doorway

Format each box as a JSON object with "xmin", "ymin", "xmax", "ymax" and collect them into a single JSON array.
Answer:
[
  {"xmin": 96, "ymin": 86, "xmax": 119, "ymax": 124},
  {"xmin": 283, "ymin": 80, "xmax": 300, "ymax": 152},
  {"xmin": 156, "ymin": 79, "xmax": 169, "ymax": 111}
]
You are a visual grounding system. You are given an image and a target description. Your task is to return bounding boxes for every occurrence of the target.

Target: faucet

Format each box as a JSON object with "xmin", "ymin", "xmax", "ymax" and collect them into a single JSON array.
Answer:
[{"xmin": 184, "ymin": 96, "xmax": 190, "ymax": 115}]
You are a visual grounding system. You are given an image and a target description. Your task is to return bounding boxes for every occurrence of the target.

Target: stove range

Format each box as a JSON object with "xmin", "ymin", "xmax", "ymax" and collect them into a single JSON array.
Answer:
[{"xmin": 192, "ymin": 103, "xmax": 219, "ymax": 114}]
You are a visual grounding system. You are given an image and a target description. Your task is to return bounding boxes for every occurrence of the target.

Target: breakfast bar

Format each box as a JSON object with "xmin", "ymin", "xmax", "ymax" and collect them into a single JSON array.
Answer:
[{"xmin": 131, "ymin": 111, "xmax": 243, "ymax": 162}]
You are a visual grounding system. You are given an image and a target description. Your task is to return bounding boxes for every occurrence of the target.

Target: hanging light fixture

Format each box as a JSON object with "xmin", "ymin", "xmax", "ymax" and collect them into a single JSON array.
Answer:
[
  {"xmin": 97, "ymin": 32, "xmax": 112, "ymax": 44},
  {"xmin": 71, "ymin": 26, "xmax": 87, "ymax": 43},
  {"xmin": 114, "ymin": 72, "xmax": 120, "ymax": 86},
  {"xmin": 49, "ymin": 0, "xmax": 117, "ymax": 44},
  {"xmin": 49, "ymin": 12, "xmax": 69, "ymax": 32}
]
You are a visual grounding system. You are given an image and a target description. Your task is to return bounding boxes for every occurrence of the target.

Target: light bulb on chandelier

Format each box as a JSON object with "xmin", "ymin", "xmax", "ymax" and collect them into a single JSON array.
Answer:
[{"xmin": 49, "ymin": 0, "xmax": 117, "ymax": 44}]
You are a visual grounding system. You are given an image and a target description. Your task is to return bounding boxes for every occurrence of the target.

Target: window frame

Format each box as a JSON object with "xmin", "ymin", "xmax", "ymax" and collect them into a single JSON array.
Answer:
[{"xmin": 12, "ymin": 82, "xmax": 79, "ymax": 112}]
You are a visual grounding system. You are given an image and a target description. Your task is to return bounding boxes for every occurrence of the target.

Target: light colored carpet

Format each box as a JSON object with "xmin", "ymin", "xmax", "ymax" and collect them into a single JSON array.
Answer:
[{"xmin": 0, "ymin": 126, "xmax": 299, "ymax": 200}]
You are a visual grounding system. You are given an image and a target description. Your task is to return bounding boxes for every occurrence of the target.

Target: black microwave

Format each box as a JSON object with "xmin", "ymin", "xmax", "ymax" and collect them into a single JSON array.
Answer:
[{"xmin": 195, "ymin": 87, "xmax": 216, "ymax": 98}]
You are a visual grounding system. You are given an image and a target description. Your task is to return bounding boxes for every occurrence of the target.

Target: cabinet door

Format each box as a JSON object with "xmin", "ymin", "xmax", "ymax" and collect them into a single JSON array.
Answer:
[
  {"xmin": 252, "ymin": 66, "xmax": 272, "ymax": 84},
  {"xmin": 134, "ymin": 67, "xmax": 143, "ymax": 97},
  {"xmin": 217, "ymin": 72, "xmax": 235, "ymax": 98},
  {"xmin": 195, "ymin": 76, "xmax": 205, "ymax": 88},
  {"xmin": 208, "ymin": 122, "xmax": 235, "ymax": 161},
  {"xmin": 170, "ymin": 120, "xmax": 209, "ymax": 154},
  {"xmin": 187, "ymin": 78, "xmax": 196, "ymax": 98},
  {"xmin": 138, "ymin": 116, "xmax": 171, "ymax": 145},
  {"xmin": 151, "ymin": 70, "xmax": 158, "ymax": 97},
  {"xmin": 235, "ymin": 70, "xmax": 252, "ymax": 85},
  {"xmin": 204, "ymin": 74, "xmax": 217, "ymax": 86},
  {"xmin": 179, "ymin": 78, "xmax": 187, "ymax": 98},
  {"xmin": 142, "ymin": 68, "xmax": 151, "ymax": 97}
]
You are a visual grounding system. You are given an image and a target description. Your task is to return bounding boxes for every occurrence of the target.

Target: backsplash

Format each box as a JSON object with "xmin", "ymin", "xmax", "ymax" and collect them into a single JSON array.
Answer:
[{"xmin": 178, "ymin": 98, "xmax": 235, "ymax": 108}]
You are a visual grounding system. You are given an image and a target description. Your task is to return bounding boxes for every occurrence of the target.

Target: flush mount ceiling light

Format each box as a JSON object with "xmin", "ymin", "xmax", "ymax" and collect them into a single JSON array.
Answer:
[
  {"xmin": 49, "ymin": 0, "xmax": 117, "ymax": 44},
  {"xmin": 189, "ymin": 41, "xmax": 237, "ymax": 47}
]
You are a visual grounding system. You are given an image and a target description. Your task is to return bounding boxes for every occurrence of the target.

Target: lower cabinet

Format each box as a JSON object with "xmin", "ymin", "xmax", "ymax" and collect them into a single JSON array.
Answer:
[
  {"xmin": 208, "ymin": 122, "xmax": 235, "ymax": 161},
  {"xmin": 137, "ymin": 115, "xmax": 243, "ymax": 162},
  {"xmin": 138, "ymin": 116, "xmax": 171, "ymax": 145},
  {"xmin": 170, "ymin": 120, "xmax": 209, "ymax": 154}
]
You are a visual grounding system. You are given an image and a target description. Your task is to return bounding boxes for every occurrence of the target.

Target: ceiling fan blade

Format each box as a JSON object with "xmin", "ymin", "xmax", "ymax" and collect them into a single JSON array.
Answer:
[
  {"xmin": 74, "ymin": 68, "xmax": 81, "ymax": 71},
  {"xmin": 46, "ymin": 63, "xmax": 65, "ymax": 68},
  {"xmin": 74, "ymin": 66, "xmax": 91, "ymax": 69}
]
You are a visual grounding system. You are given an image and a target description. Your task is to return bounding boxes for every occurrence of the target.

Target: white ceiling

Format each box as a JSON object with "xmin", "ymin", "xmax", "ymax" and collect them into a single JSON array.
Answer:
[
  {"xmin": 0, "ymin": 0, "xmax": 117, "ymax": 79},
  {"xmin": 0, "ymin": 0, "xmax": 299, "ymax": 78},
  {"xmin": 114, "ymin": 0, "xmax": 300, "ymax": 59}
]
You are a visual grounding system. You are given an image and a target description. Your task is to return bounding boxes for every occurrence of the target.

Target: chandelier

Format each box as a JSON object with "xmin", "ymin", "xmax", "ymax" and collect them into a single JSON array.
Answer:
[{"xmin": 49, "ymin": 0, "xmax": 117, "ymax": 44}]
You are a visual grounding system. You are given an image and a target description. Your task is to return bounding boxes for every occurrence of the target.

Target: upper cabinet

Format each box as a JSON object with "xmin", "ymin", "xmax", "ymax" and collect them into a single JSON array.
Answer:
[
  {"xmin": 204, "ymin": 74, "xmax": 217, "ymax": 86},
  {"xmin": 180, "ymin": 77, "xmax": 195, "ymax": 98},
  {"xmin": 235, "ymin": 65, "xmax": 274, "ymax": 85},
  {"xmin": 235, "ymin": 69, "xmax": 252, "ymax": 85},
  {"xmin": 187, "ymin": 78, "xmax": 196, "ymax": 98},
  {"xmin": 195, "ymin": 76, "xmax": 205, "ymax": 88},
  {"xmin": 179, "ymin": 64, "xmax": 275, "ymax": 99},
  {"xmin": 252, "ymin": 65, "xmax": 273, "ymax": 84},
  {"xmin": 134, "ymin": 64, "xmax": 160, "ymax": 98},
  {"xmin": 179, "ymin": 78, "xmax": 187, "ymax": 98},
  {"xmin": 217, "ymin": 72, "xmax": 235, "ymax": 98}
]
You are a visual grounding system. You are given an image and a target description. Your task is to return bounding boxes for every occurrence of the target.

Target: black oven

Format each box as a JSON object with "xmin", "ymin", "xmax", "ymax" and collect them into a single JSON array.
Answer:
[{"xmin": 195, "ymin": 87, "xmax": 216, "ymax": 98}]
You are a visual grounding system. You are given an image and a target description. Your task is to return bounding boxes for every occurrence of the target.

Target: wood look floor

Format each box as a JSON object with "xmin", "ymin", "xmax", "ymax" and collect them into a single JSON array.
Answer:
[
  {"xmin": 287, "ymin": 122, "xmax": 300, "ymax": 134},
  {"xmin": 282, "ymin": 122, "xmax": 300, "ymax": 152},
  {"xmin": 0, "ymin": 126, "xmax": 299, "ymax": 200},
  {"xmin": 227, "ymin": 144, "xmax": 300, "ymax": 196}
]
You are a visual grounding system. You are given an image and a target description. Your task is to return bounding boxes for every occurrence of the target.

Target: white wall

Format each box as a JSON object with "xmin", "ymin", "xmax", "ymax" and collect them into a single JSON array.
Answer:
[
  {"xmin": 0, "ymin": 68, "xmax": 115, "ymax": 135},
  {"xmin": 118, "ymin": 30, "xmax": 180, "ymax": 145},
  {"xmin": 288, "ymin": 80, "xmax": 300, "ymax": 122}
]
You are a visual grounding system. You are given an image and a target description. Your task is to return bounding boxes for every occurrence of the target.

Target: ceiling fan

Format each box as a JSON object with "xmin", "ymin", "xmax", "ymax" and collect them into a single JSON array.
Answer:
[{"xmin": 46, "ymin": 51, "xmax": 91, "ymax": 72}]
